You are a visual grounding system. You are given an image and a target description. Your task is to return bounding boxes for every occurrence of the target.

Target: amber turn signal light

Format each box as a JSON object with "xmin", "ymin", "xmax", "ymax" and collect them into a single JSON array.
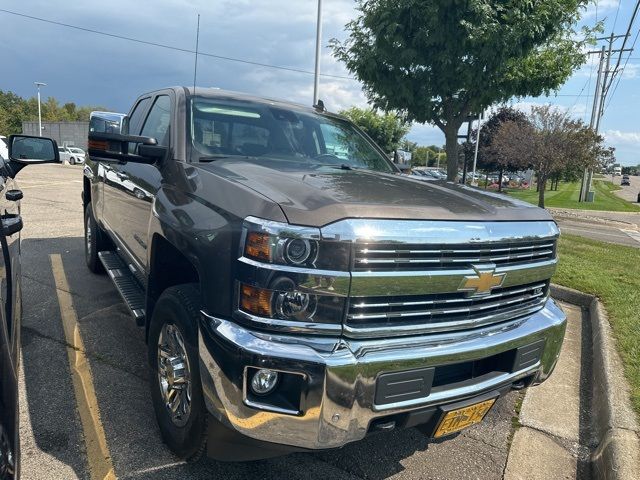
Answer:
[
  {"xmin": 245, "ymin": 232, "xmax": 271, "ymax": 261},
  {"xmin": 240, "ymin": 284, "xmax": 273, "ymax": 317}
]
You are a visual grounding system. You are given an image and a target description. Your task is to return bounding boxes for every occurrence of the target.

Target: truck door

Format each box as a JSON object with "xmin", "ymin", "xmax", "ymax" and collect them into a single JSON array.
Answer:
[
  {"xmin": 0, "ymin": 156, "xmax": 20, "ymax": 479},
  {"xmin": 101, "ymin": 95, "xmax": 152, "ymax": 257},
  {"xmin": 103, "ymin": 94, "xmax": 170, "ymax": 271}
]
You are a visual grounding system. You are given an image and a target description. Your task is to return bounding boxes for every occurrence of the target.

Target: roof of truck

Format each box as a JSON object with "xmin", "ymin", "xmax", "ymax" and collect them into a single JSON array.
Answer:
[{"xmin": 175, "ymin": 86, "xmax": 340, "ymax": 118}]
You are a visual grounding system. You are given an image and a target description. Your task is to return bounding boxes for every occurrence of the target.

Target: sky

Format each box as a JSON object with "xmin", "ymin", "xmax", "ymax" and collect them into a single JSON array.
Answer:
[{"xmin": 0, "ymin": 0, "xmax": 638, "ymax": 165}]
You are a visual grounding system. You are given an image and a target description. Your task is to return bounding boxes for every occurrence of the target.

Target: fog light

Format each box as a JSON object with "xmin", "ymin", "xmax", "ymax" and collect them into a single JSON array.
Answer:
[{"xmin": 250, "ymin": 369, "xmax": 279, "ymax": 395}]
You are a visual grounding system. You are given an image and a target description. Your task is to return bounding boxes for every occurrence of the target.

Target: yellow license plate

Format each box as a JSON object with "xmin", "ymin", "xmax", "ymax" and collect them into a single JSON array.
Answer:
[{"xmin": 434, "ymin": 398, "xmax": 496, "ymax": 438}]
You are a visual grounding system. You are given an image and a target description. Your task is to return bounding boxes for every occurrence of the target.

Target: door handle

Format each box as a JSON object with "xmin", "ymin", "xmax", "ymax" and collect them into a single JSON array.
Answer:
[
  {"xmin": 1, "ymin": 215, "xmax": 23, "ymax": 236},
  {"xmin": 6, "ymin": 189, "xmax": 23, "ymax": 201}
]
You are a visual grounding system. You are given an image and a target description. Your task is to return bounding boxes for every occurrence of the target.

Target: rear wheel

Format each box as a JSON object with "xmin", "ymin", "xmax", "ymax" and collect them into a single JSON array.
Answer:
[
  {"xmin": 84, "ymin": 204, "xmax": 109, "ymax": 273},
  {"xmin": 148, "ymin": 284, "xmax": 208, "ymax": 461}
]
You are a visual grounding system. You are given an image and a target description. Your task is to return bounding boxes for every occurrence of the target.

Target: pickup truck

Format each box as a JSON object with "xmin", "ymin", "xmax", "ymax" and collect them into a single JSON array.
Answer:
[{"xmin": 83, "ymin": 87, "xmax": 566, "ymax": 462}]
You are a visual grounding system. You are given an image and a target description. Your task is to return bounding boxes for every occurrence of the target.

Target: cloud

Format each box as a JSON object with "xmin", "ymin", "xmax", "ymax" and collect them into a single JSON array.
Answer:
[
  {"xmin": 604, "ymin": 130, "xmax": 640, "ymax": 146},
  {"xmin": 581, "ymin": 0, "xmax": 619, "ymax": 19}
]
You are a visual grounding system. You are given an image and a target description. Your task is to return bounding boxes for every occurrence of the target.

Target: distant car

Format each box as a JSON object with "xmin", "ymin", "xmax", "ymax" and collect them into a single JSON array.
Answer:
[
  {"xmin": 0, "ymin": 136, "xmax": 7, "ymax": 160},
  {"xmin": 1, "ymin": 135, "xmax": 59, "ymax": 480},
  {"xmin": 621, "ymin": 175, "xmax": 630, "ymax": 186},
  {"xmin": 57, "ymin": 146, "xmax": 85, "ymax": 165}
]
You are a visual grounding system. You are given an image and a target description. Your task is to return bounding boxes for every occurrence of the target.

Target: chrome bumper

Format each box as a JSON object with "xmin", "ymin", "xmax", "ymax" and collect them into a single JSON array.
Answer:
[{"xmin": 198, "ymin": 298, "xmax": 566, "ymax": 450}]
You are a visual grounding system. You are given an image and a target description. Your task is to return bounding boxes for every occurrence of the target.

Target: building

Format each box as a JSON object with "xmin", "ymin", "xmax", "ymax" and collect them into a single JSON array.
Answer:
[{"xmin": 22, "ymin": 121, "xmax": 89, "ymax": 149}]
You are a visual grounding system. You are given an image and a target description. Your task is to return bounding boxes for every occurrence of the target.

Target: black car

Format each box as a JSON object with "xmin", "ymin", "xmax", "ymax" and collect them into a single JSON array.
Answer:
[
  {"xmin": 621, "ymin": 175, "xmax": 631, "ymax": 186},
  {"xmin": 0, "ymin": 135, "xmax": 58, "ymax": 479}
]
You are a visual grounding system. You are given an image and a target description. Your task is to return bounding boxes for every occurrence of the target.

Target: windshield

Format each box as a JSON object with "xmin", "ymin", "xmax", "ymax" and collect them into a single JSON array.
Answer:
[
  {"xmin": 70, "ymin": 148, "xmax": 84, "ymax": 154},
  {"xmin": 189, "ymin": 97, "xmax": 394, "ymax": 173}
]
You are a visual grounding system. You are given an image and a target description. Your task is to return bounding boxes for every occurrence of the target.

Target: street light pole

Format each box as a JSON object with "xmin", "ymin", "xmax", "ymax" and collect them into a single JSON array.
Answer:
[
  {"xmin": 313, "ymin": 0, "xmax": 323, "ymax": 105},
  {"xmin": 34, "ymin": 82, "xmax": 46, "ymax": 136}
]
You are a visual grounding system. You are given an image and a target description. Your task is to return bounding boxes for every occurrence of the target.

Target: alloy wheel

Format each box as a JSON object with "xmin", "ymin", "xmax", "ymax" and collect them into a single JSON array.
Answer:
[{"xmin": 157, "ymin": 323, "xmax": 192, "ymax": 427}]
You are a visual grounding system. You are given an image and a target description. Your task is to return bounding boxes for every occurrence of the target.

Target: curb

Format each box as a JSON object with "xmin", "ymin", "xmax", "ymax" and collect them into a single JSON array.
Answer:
[{"xmin": 551, "ymin": 284, "xmax": 640, "ymax": 479}]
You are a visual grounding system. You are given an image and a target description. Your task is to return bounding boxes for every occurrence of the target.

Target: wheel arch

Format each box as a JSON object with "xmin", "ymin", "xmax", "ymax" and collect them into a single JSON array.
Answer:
[{"xmin": 146, "ymin": 233, "xmax": 202, "ymax": 340}]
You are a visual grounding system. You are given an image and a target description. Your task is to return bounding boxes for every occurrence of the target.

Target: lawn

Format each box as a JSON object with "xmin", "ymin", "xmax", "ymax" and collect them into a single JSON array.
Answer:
[
  {"xmin": 505, "ymin": 180, "xmax": 640, "ymax": 212},
  {"xmin": 554, "ymin": 234, "xmax": 640, "ymax": 416}
]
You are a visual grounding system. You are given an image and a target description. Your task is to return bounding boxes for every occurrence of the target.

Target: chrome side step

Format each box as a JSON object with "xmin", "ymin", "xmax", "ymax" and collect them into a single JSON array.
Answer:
[{"xmin": 98, "ymin": 251, "xmax": 146, "ymax": 326}]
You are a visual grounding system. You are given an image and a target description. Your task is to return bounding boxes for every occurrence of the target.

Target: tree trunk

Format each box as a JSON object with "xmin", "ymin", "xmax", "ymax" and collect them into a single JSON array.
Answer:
[
  {"xmin": 444, "ymin": 125, "xmax": 460, "ymax": 182},
  {"xmin": 538, "ymin": 174, "xmax": 547, "ymax": 208}
]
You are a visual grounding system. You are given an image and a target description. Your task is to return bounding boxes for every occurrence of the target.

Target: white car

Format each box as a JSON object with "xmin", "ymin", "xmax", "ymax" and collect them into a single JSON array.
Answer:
[
  {"xmin": 58, "ymin": 146, "xmax": 85, "ymax": 165},
  {"xmin": 0, "ymin": 135, "xmax": 8, "ymax": 160}
]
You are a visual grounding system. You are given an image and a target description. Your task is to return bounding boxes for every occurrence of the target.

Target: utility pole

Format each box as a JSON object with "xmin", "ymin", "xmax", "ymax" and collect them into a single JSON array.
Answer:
[
  {"xmin": 471, "ymin": 111, "xmax": 484, "ymax": 187},
  {"xmin": 579, "ymin": 38, "xmax": 634, "ymax": 202},
  {"xmin": 313, "ymin": 0, "xmax": 323, "ymax": 106},
  {"xmin": 34, "ymin": 82, "xmax": 46, "ymax": 136}
]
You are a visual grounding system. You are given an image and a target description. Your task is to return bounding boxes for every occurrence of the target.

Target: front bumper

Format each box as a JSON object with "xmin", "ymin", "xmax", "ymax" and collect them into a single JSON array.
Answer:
[{"xmin": 198, "ymin": 298, "xmax": 566, "ymax": 450}]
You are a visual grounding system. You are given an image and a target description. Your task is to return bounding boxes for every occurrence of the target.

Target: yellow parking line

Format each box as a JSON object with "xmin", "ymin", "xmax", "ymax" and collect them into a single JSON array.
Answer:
[{"xmin": 50, "ymin": 254, "xmax": 116, "ymax": 480}]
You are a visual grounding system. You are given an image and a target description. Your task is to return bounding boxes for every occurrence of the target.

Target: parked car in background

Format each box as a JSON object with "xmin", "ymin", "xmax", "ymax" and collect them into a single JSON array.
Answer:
[
  {"xmin": 84, "ymin": 87, "xmax": 567, "ymax": 463},
  {"xmin": 0, "ymin": 136, "xmax": 7, "ymax": 160},
  {"xmin": 621, "ymin": 175, "xmax": 630, "ymax": 186},
  {"xmin": 0, "ymin": 135, "xmax": 59, "ymax": 480},
  {"xmin": 57, "ymin": 146, "xmax": 85, "ymax": 165}
]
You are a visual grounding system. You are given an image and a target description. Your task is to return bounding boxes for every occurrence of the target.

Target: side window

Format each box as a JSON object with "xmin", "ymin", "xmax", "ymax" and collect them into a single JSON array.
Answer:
[
  {"xmin": 140, "ymin": 95, "xmax": 171, "ymax": 147},
  {"xmin": 128, "ymin": 97, "xmax": 152, "ymax": 135}
]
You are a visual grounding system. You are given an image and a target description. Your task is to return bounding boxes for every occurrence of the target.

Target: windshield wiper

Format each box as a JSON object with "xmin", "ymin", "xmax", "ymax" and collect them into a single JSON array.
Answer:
[
  {"xmin": 198, "ymin": 154, "xmax": 231, "ymax": 162},
  {"xmin": 315, "ymin": 163, "xmax": 357, "ymax": 171}
]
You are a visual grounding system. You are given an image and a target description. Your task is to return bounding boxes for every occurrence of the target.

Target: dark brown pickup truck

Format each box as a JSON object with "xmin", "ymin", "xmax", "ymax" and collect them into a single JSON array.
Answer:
[{"xmin": 83, "ymin": 87, "xmax": 566, "ymax": 461}]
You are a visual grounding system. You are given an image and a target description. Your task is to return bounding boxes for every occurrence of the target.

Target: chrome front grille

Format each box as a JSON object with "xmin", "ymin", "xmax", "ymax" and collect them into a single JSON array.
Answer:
[
  {"xmin": 354, "ymin": 240, "xmax": 556, "ymax": 271},
  {"xmin": 346, "ymin": 282, "xmax": 550, "ymax": 337}
]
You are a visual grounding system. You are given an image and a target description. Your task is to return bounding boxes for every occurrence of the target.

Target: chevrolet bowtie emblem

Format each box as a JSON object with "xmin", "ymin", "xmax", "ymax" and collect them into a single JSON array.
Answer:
[{"xmin": 458, "ymin": 265, "xmax": 505, "ymax": 297}]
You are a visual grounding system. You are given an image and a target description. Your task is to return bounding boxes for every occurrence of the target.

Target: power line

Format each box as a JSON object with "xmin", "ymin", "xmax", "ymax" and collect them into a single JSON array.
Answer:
[
  {"xmin": 0, "ymin": 8, "xmax": 356, "ymax": 81},
  {"xmin": 603, "ymin": 0, "xmax": 640, "ymax": 99},
  {"xmin": 604, "ymin": 28, "xmax": 640, "ymax": 112}
]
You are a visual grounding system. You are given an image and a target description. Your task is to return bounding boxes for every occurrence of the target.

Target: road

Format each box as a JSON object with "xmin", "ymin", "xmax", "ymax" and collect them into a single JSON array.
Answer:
[
  {"xmin": 16, "ymin": 164, "xmax": 522, "ymax": 480},
  {"xmin": 555, "ymin": 218, "xmax": 640, "ymax": 248},
  {"xmin": 610, "ymin": 174, "xmax": 640, "ymax": 204}
]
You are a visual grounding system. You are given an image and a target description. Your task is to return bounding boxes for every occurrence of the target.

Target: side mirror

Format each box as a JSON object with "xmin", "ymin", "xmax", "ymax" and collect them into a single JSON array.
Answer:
[
  {"xmin": 89, "ymin": 111, "xmax": 128, "ymax": 134},
  {"xmin": 6, "ymin": 135, "xmax": 59, "ymax": 178},
  {"xmin": 88, "ymin": 132, "xmax": 166, "ymax": 164},
  {"xmin": 8, "ymin": 135, "xmax": 59, "ymax": 164}
]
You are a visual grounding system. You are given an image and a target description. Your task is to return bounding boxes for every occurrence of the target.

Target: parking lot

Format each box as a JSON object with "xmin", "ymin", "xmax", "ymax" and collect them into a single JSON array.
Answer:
[{"xmin": 17, "ymin": 164, "xmax": 560, "ymax": 479}]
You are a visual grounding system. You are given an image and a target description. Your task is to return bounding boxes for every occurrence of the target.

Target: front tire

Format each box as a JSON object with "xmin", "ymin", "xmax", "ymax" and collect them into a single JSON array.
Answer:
[
  {"xmin": 70, "ymin": 157, "xmax": 75, "ymax": 165},
  {"xmin": 84, "ymin": 204, "xmax": 108, "ymax": 273},
  {"xmin": 148, "ymin": 284, "xmax": 208, "ymax": 461}
]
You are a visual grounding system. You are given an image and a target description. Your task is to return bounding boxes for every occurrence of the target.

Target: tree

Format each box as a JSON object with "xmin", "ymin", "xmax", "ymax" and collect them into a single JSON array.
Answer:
[
  {"xmin": 340, "ymin": 107, "xmax": 410, "ymax": 154},
  {"xmin": 332, "ymin": 0, "xmax": 593, "ymax": 181},
  {"xmin": 0, "ymin": 90, "xmax": 107, "ymax": 135},
  {"xmin": 491, "ymin": 105, "xmax": 613, "ymax": 208},
  {"xmin": 475, "ymin": 107, "xmax": 531, "ymax": 191}
]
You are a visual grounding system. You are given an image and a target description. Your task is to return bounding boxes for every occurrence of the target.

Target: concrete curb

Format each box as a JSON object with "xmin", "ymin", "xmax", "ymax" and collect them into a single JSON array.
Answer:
[{"xmin": 551, "ymin": 284, "xmax": 640, "ymax": 479}]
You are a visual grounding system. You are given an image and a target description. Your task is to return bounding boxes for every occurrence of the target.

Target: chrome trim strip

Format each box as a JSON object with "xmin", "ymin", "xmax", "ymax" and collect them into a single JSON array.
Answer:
[
  {"xmin": 356, "ymin": 249, "xmax": 553, "ymax": 264},
  {"xmin": 350, "ymin": 283, "xmax": 547, "ymax": 309},
  {"xmin": 348, "ymin": 292, "xmax": 546, "ymax": 320},
  {"xmin": 349, "ymin": 258, "xmax": 557, "ymax": 297},
  {"xmin": 322, "ymin": 219, "xmax": 560, "ymax": 244},
  {"xmin": 343, "ymin": 302, "xmax": 547, "ymax": 338}
]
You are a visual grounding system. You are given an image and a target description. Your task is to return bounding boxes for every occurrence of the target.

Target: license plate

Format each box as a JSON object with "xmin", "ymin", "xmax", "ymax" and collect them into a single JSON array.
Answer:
[{"xmin": 434, "ymin": 398, "xmax": 496, "ymax": 438}]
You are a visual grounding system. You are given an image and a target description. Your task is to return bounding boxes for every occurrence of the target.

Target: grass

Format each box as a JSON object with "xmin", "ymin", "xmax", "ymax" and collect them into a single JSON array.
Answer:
[
  {"xmin": 554, "ymin": 234, "xmax": 640, "ymax": 417},
  {"xmin": 504, "ymin": 180, "xmax": 640, "ymax": 212}
]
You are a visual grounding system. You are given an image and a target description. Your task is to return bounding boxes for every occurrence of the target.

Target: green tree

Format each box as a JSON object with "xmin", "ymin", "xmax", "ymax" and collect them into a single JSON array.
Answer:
[
  {"xmin": 332, "ymin": 0, "xmax": 594, "ymax": 181},
  {"xmin": 475, "ymin": 107, "xmax": 531, "ymax": 191},
  {"xmin": 340, "ymin": 107, "xmax": 410, "ymax": 154},
  {"xmin": 491, "ymin": 105, "xmax": 612, "ymax": 208}
]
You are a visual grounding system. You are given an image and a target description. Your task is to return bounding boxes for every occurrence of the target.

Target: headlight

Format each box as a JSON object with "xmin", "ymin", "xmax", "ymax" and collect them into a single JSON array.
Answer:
[
  {"xmin": 237, "ymin": 217, "xmax": 350, "ymax": 329},
  {"xmin": 241, "ymin": 216, "xmax": 349, "ymax": 270}
]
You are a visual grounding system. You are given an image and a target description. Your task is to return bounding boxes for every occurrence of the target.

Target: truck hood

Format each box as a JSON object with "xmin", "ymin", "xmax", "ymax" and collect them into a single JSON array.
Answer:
[{"xmin": 198, "ymin": 159, "xmax": 552, "ymax": 227}]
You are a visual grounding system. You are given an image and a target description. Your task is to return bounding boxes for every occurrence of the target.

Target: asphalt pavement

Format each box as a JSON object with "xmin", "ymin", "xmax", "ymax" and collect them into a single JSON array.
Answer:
[{"xmin": 15, "ymin": 164, "xmax": 582, "ymax": 479}]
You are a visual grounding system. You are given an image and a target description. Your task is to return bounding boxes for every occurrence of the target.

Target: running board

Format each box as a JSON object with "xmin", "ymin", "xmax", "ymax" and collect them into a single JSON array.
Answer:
[{"xmin": 98, "ymin": 251, "xmax": 146, "ymax": 326}]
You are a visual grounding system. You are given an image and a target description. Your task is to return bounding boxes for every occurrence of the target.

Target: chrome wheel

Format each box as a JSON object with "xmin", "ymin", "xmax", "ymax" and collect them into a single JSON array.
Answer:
[{"xmin": 157, "ymin": 323, "xmax": 192, "ymax": 427}]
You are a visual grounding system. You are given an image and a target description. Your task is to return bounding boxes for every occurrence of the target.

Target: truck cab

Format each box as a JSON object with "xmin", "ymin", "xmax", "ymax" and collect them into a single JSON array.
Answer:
[{"xmin": 83, "ymin": 87, "xmax": 566, "ymax": 461}]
